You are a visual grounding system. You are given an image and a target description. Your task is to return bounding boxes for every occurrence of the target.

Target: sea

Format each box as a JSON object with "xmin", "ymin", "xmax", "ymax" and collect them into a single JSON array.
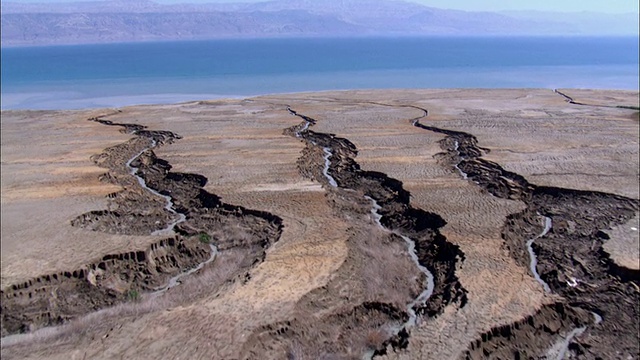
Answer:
[{"xmin": 1, "ymin": 37, "xmax": 638, "ymax": 110}]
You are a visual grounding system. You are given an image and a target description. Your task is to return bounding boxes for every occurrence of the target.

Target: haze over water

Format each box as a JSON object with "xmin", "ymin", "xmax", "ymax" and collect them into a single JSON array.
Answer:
[{"xmin": 1, "ymin": 37, "xmax": 638, "ymax": 110}]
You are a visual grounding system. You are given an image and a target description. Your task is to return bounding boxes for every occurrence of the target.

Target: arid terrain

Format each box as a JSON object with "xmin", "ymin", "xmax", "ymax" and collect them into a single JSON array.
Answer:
[{"xmin": 1, "ymin": 89, "xmax": 638, "ymax": 359}]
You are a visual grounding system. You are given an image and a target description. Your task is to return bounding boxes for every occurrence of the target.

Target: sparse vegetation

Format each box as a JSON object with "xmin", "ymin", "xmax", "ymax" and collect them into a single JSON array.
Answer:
[
  {"xmin": 198, "ymin": 232, "xmax": 212, "ymax": 244},
  {"xmin": 365, "ymin": 328, "xmax": 389, "ymax": 350},
  {"xmin": 127, "ymin": 289, "xmax": 140, "ymax": 302},
  {"xmin": 1, "ymin": 249, "xmax": 247, "ymax": 351}
]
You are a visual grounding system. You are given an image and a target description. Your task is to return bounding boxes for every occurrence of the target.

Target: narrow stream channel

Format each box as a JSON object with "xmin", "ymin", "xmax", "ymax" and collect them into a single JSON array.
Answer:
[
  {"xmin": 365, "ymin": 196, "xmax": 435, "ymax": 328},
  {"xmin": 297, "ymin": 121, "xmax": 311, "ymax": 137},
  {"xmin": 322, "ymin": 148, "xmax": 339, "ymax": 188},
  {"xmin": 287, "ymin": 106, "xmax": 448, "ymax": 354},
  {"xmin": 124, "ymin": 139, "xmax": 187, "ymax": 235},
  {"xmin": 452, "ymin": 140, "xmax": 468, "ymax": 180},
  {"xmin": 545, "ymin": 325, "xmax": 588, "ymax": 360},
  {"xmin": 148, "ymin": 244, "xmax": 218, "ymax": 298},
  {"xmin": 403, "ymin": 100, "xmax": 640, "ymax": 357},
  {"xmin": 527, "ymin": 216, "xmax": 553, "ymax": 293},
  {"xmin": 124, "ymin": 137, "xmax": 224, "ymax": 297},
  {"xmin": 282, "ymin": 99, "xmax": 638, "ymax": 358}
]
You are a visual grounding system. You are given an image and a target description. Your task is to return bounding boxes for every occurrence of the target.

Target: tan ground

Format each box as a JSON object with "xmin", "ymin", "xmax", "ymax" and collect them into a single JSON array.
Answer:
[
  {"xmin": 1, "ymin": 110, "xmax": 145, "ymax": 285},
  {"xmin": 1, "ymin": 89, "xmax": 638, "ymax": 359},
  {"xmin": 604, "ymin": 215, "xmax": 640, "ymax": 270}
]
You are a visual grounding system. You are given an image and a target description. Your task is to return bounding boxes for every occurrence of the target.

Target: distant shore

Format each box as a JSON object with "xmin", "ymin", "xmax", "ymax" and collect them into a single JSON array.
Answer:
[
  {"xmin": 3, "ymin": 87, "xmax": 640, "ymax": 112},
  {"xmin": 2, "ymin": 37, "xmax": 638, "ymax": 111},
  {"xmin": 0, "ymin": 92, "xmax": 248, "ymax": 111}
]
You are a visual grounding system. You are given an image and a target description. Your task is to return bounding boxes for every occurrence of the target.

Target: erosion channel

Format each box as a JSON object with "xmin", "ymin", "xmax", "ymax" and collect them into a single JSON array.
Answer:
[
  {"xmin": 239, "ymin": 107, "xmax": 467, "ymax": 359},
  {"xmin": 406, "ymin": 102, "xmax": 639, "ymax": 359},
  {"xmin": 1, "ymin": 113, "xmax": 283, "ymax": 336}
]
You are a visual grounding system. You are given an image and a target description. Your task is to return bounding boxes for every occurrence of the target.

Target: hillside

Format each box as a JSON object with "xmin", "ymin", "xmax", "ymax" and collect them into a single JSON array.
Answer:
[{"xmin": 1, "ymin": 0, "xmax": 638, "ymax": 46}]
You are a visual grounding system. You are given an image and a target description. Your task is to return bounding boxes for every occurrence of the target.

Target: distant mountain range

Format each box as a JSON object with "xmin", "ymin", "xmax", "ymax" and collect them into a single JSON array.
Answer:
[{"xmin": 1, "ymin": 0, "xmax": 638, "ymax": 46}]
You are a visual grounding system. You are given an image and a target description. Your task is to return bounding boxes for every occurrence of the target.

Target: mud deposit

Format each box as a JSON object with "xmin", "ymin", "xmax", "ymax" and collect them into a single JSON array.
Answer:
[
  {"xmin": 411, "ymin": 106, "xmax": 639, "ymax": 359},
  {"xmin": 240, "ymin": 108, "xmax": 467, "ymax": 359},
  {"xmin": 1, "ymin": 115, "xmax": 283, "ymax": 336}
]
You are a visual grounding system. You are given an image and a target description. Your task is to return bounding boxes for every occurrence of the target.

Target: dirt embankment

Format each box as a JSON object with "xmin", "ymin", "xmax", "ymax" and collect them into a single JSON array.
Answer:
[
  {"xmin": 465, "ymin": 302, "xmax": 593, "ymax": 360},
  {"xmin": 1, "ymin": 114, "xmax": 283, "ymax": 337},
  {"xmin": 1, "ymin": 237, "xmax": 210, "ymax": 336},
  {"xmin": 240, "ymin": 108, "xmax": 468, "ymax": 359},
  {"xmin": 412, "ymin": 108, "xmax": 639, "ymax": 359}
]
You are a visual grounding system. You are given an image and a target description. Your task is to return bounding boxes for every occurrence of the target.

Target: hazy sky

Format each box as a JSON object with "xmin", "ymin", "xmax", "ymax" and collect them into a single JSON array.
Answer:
[{"xmin": 9, "ymin": 0, "xmax": 640, "ymax": 13}]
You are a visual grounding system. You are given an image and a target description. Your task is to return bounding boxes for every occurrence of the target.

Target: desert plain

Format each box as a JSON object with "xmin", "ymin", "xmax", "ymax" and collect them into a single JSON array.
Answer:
[{"xmin": 1, "ymin": 89, "xmax": 638, "ymax": 359}]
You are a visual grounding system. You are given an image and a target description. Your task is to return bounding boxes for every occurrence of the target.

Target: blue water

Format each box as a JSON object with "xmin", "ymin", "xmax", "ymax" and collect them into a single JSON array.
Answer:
[{"xmin": 1, "ymin": 37, "xmax": 638, "ymax": 110}]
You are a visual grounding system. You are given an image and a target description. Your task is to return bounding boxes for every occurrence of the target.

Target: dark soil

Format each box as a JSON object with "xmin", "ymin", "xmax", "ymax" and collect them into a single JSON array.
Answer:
[
  {"xmin": 1, "ymin": 114, "xmax": 283, "ymax": 337},
  {"xmin": 412, "ymin": 106, "xmax": 639, "ymax": 359},
  {"xmin": 1, "ymin": 237, "xmax": 210, "ymax": 336},
  {"xmin": 241, "ymin": 108, "xmax": 467, "ymax": 358},
  {"xmin": 288, "ymin": 108, "xmax": 467, "ymax": 319},
  {"xmin": 465, "ymin": 302, "xmax": 593, "ymax": 359}
]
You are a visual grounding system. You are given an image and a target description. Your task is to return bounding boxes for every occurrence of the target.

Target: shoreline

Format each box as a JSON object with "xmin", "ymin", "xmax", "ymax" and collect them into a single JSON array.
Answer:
[
  {"xmin": 0, "ymin": 92, "xmax": 248, "ymax": 111},
  {"xmin": 3, "ymin": 37, "xmax": 637, "ymax": 111},
  {"xmin": 2, "ymin": 35, "xmax": 639, "ymax": 49},
  {"xmin": 2, "ymin": 87, "xmax": 639, "ymax": 112}
]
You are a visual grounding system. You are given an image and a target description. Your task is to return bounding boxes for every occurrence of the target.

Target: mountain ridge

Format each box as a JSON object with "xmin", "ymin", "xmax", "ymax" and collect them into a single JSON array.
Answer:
[{"xmin": 1, "ymin": 0, "xmax": 638, "ymax": 46}]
